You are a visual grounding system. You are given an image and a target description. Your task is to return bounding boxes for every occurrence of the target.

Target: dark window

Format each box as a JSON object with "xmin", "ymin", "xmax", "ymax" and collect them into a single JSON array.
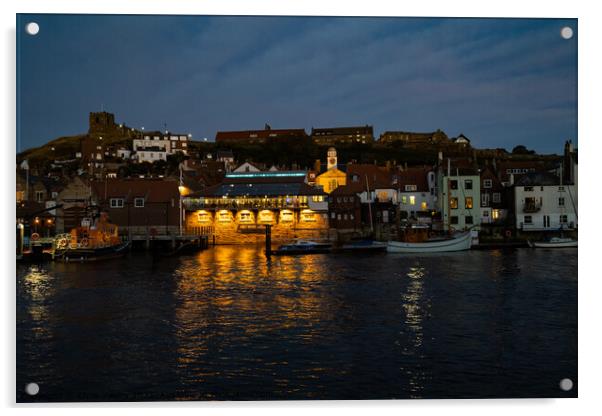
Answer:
[
  {"xmin": 450, "ymin": 180, "xmax": 458, "ymax": 190},
  {"xmin": 464, "ymin": 179, "xmax": 473, "ymax": 190},
  {"xmin": 450, "ymin": 216, "xmax": 459, "ymax": 224},
  {"xmin": 465, "ymin": 216, "xmax": 473, "ymax": 224}
]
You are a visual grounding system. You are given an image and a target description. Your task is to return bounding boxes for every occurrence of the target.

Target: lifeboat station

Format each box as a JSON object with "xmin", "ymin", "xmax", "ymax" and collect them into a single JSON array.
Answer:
[{"xmin": 183, "ymin": 171, "xmax": 330, "ymax": 244}]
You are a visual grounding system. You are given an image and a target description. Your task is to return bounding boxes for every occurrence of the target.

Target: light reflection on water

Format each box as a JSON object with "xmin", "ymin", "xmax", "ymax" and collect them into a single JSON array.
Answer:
[{"xmin": 17, "ymin": 246, "xmax": 577, "ymax": 401}]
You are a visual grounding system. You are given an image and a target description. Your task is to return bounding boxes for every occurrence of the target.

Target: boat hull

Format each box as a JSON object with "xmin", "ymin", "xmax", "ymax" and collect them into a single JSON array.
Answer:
[
  {"xmin": 386, "ymin": 232, "xmax": 472, "ymax": 253},
  {"xmin": 531, "ymin": 241, "xmax": 577, "ymax": 248},
  {"xmin": 54, "ymin": 241, "xmax": 131, "ymax": 262},
  {"xmin": 335, "ymin": 241, "xmax": 387, "ymax": 253},
  {"xmin": 271, "ymin": 247, "xmax": 331, "ymax": 255}
]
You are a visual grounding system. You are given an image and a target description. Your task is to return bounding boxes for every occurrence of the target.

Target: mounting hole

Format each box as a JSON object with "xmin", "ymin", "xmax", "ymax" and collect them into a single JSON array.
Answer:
[
  {"xmin": 559, "ymin": 378, "xmax": 573, "ymax": 391},
  {"xmin": 25, "ymin": 22, "xmax": 40, "ymax": 36},
  {"xmin": 25, "ymin": 382, "xmax": 39, "ymax": 396},
  {"xmin": 560, "ymin": 26, "xmax": 573, "ymax": 40}
]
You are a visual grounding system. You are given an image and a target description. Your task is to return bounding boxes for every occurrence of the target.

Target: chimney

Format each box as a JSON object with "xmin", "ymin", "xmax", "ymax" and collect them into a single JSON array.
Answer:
[{"xmin": 447, "ymin": 158, "xmax": 451, "ymax": 177}]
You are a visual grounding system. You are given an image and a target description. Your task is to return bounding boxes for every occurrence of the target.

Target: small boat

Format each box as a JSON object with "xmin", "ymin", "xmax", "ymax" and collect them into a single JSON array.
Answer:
[
  {"xmin": 334, "ymin": 240, "xmax": 387, "ymax": 253},
  {"xmin": 51, "ymin": 213, "xmax": 130, "ymax": 262},
  {"xmin": 528, "ymin": 237, "xmax": 577, "ymax": 248},
  {"xmin": 271, "ymin": 239, "xmax": 332, "ymax": 255},
  {"xmin": 386, "ymin": 231, "xmax": 473, "ymax": 253}
]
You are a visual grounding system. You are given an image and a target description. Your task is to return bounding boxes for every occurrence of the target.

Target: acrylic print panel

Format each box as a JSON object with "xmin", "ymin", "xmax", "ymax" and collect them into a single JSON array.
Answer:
[{"xmin": 16, "ymin": 14, "xmax": 577, "ymax": 402}]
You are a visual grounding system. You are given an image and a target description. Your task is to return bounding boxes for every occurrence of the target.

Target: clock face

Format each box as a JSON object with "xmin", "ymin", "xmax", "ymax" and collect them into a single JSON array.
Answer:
[{"xmin": 329, "ymin": 158, "xmax": 336, "ymax": 165}]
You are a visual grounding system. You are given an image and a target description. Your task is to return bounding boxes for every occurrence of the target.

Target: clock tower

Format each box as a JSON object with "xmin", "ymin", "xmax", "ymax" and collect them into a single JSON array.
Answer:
[{"xmin": 327, "ymin": 147, "xmax": 337, "ymax": 170}]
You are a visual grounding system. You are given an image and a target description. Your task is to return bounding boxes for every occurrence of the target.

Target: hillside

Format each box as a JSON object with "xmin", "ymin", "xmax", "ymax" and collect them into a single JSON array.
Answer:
[{"xmin": 17, "ymin": 133, "xmax": 133, "ymax": 167}]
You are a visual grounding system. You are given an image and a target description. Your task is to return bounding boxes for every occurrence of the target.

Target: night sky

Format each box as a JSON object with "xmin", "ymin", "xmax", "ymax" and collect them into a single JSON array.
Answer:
[{"xmin": 16, "ymin": 14, "xmax": 577, "ymax": 154}]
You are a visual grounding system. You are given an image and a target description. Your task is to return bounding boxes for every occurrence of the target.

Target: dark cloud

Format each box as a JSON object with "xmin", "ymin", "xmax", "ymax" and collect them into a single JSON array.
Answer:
[{"xmin": 17, "ymin": 15, "xmax": 576, "ymax": 153}]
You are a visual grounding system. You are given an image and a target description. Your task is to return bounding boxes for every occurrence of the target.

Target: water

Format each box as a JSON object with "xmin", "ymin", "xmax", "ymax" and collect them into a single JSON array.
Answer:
[{"xmin": 16, "ymin": 246, "xmax": 577, "ymax": 401}]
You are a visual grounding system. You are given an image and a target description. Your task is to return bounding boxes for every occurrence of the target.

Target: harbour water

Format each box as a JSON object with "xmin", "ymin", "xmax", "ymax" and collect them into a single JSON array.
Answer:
[{"xmin": 16, "ymin": 246, "xmax": 577, "ymax": 401}]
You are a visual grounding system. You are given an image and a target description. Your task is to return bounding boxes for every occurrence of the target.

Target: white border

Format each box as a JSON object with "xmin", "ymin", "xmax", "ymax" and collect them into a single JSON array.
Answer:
[{"xmin": 2, "ymin": 1, "xmax": 600, "ymax": 415}]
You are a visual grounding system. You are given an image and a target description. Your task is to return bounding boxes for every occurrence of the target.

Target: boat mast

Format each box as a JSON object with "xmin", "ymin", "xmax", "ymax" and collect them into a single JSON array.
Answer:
[{"xmin": 366, "ymin": 174, "xmax": 374, "ymax": 233}]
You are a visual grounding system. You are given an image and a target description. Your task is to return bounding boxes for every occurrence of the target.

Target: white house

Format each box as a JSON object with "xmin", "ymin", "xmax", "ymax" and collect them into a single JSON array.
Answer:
[
  {"xmin": 116, "ymin": 148, "xmax": 132, "ymax": 159},
  {"xmin": 132, "ymin": 132, "xmax": 188, "ymax": 163},
  {"xmin": 394, "ymin": 167, "xmax": 437, "ymax": 222},
  {"xmin": 514, "ymin": 172, "xmax": 577, "ymax": 231}
]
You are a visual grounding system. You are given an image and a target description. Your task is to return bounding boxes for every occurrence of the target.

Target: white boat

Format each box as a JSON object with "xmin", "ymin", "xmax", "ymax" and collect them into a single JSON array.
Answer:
[
  {"xmin": 386, "ymin": 231, "xmax": 472, "ymax": 253},
  {"xmin": 528, "ymin": 237, "xmax": 577, "ymax": 248}
]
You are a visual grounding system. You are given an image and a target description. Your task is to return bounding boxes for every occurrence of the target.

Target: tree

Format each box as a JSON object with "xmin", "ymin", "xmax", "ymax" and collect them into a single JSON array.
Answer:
[{"xmin": 512, "ymin": 145, "xmax": 535, "ymax": 155}]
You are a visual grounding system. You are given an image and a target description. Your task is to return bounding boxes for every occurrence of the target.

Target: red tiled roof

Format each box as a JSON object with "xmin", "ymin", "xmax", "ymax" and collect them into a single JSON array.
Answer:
[
  {"xmin": 394, "ymin": 167, "xmax": 431, "ymax": 192},
  {"xmin": 90, "ymin": 179, "xmax": 180, "ymax": 203}
]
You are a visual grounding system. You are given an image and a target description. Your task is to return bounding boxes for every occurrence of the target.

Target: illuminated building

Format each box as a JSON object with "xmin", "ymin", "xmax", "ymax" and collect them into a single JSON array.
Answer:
[{"xmin": 183, "ymin": 171, "xmax": 329, "ymax": 244}]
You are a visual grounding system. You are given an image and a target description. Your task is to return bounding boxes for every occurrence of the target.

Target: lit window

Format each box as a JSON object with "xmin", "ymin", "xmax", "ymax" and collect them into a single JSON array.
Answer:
[
  {"xmin": 301, "ymin": 211, "xmax": 316, "ymax": 222},
  {"xmin": 405, "ymin": 185, "xmax": 417, "ymax": 191},
  {"xmin": 134, "ymin": 198, "xmax": 145, "ymax": 208},
  {"xmin": 409, "ymin": 196, "xmax": 416, "ymax": 205},
  {"xmin": 197, "ymin": 211, "xmax": 211, "ymax": 223},
  {"xmin": 465, "ymin": 197, "xmax": 473, "ymax": 209},
  {"xmin": 401, "ymin": 196, "xmax": 407, "ymax": 204},
  {"xmin": 450, "ymin": 197, "xmax": 458, "ymax": 209},
  {"xmin": 421, "ymin": 201, "xmax": 427, "ymax": 210}
]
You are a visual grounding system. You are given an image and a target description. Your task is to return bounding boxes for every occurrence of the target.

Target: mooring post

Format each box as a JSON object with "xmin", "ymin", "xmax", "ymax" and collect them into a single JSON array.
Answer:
[
  {"xmin": 265, "ymin": 224, "xmax": 272, "ymax": 258},
  {"xmin": 17, "ymin": 223, "xmax": 24, "ymax": 257}
]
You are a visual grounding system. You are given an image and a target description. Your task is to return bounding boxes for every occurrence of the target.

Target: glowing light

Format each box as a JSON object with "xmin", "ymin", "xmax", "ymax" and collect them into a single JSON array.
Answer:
[{"xmin": 225, "ymin": 171, "xmax": 306, "ymax": 179}]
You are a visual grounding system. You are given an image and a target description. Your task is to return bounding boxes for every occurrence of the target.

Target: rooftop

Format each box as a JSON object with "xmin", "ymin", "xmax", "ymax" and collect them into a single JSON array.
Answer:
[{"xmin": 515, "ymin": 172, "xmax": 564, "ymax": 186}]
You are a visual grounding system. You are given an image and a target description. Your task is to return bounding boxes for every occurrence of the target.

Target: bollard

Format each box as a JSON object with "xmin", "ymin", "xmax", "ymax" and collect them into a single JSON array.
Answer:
[{"xmin": 265, "ymin": 224, "xmax": 272, "ymax": 258}]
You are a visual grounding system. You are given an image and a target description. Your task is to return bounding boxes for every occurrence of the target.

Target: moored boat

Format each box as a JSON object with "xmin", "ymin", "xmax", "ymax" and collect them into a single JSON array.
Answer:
[
  {"xmin": 271, "ymin": 239, "xmax": 332, "ymax": 255},
  {"xmin": 334, "ymin": 240, "xmax": 387, "ymax": 253},
  {"xmin": 528, "ymin": 237, "xmax": 577, "ymax": 248},
  {"xmin": 51, "ymin": 213, "xmax": 130, "ymax": 262},
  {"xmin": 386, "ymin": 231, "xmax": 473, "ymax": 253}
]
